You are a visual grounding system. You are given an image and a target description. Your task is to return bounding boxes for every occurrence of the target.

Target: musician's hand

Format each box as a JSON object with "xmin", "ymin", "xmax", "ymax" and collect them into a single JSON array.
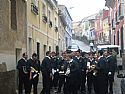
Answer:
[
  {"xmin": 29, "ymin": 75, "xmax": 32, "ymax": 80},
  {"xmin": 50, "ymin": 73, "xmax": 53, "ymax": 78}
]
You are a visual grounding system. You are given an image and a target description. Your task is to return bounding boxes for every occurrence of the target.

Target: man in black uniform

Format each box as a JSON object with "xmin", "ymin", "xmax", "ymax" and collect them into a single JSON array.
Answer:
[
  {"xmin": 40, "ymin": 51, "xmax": 52, "ymax": 94},
  {"xmin": 28, "ymin": 53, "xmax": 41, "ymax": 94},
  {"xmin": 74, "ymin": 50, "xmax": 87, "ymax": 94},
  {"xmin": 55, "ymin": 52, "xmax": 67, "ymax": 93},
  {"xmin": 86, "ymin": 53, "xmax": 96, "ymax": 94},
  {"xmin": 17, "ymin": 53, "xmax": 30, "ymax": 94},
  {"xmin": 97, "ymin": 50, "xmax": 108, "ymax": 94},
  {"xmin": 64, "ymin": 51, "xmax": 79, "ymax": 94},
  {"xmin": 51, "ymin": 51, "xmax": 59, "ymax": 90},
  {"xmin": 107, "ymin": 51, "xmax": 116, "ymax": 94}
]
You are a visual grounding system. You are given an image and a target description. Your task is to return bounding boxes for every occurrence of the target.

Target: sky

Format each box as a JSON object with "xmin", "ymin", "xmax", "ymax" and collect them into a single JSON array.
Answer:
[{"xmin": 57, "ymin": 0, "xmax": 106, "ymax": 22}]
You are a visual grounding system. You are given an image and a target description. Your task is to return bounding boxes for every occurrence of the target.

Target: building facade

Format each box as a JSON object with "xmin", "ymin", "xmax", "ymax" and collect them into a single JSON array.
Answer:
[
  {"xmin": 105, "ymin": 0, "xmax": 125, "ymax": 54},
  {"xmin": 0, "ymin": 0, "xmax": 27, "ymax": 71},
  {"xmin": 58, "ymin": 5, "xmax": 73, "ymax": 48}
]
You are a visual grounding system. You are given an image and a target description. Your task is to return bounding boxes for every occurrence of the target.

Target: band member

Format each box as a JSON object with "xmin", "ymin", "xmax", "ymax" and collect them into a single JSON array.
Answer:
[
  {"xmin": 97, "ymin": 50, "xmax": 108, "ymax": 94},
  {"xmin": 86, "ymin": 53, "xmax": 95, "ymax": 94},
  {"xmin": 28, "ymin": 53, "xmax": 40, "ymax": 94},
  {"xmin": 107, "ymin": 50, "xmax": 116, "ymax": 94},
  {"xmin": 64, "ymin": 51, "xmax": 79, "ymax": 94},
  {"xmin": 74, "ymin": 50, "xmax": 87, "ymax": 94},
  {"xmin": 93, "ymin": 53, "xmax": 99, "ymax": 94},
  {"xmin": 40, "ymin": 51, "xmax": 52, "ymax": 94},
  {"xmin": 51, "ymin": 51, "xmax": 59, "ymax": 90},
  {"xmin": 17, "ymin": 53, "xmax": 30, "ymax": 94},
  {"xmin": 55, "ymin": 52, "xmax": 67, "ymax": 93}
]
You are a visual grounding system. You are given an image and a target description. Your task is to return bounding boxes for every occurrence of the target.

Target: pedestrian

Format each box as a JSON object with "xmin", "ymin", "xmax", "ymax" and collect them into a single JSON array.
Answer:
[
  {"xmin": 40, "ymin": 51, "xmax": 52, "ymax": 94},
  {"xmin": 17, "ymin": 53, "xmax": 30, "ymax": 94},
  {"xmin": 28, "ymin": 53, "xmax": 41, "ymax": 94},
  {"xmin": 51, "ymin": 51, "xmax": 59, "ymax": 90}
]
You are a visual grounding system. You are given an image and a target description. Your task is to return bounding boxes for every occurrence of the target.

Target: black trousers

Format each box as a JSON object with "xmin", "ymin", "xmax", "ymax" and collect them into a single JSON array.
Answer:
[
  {"xmin": 79, "ymin": 71, "xmax": 86, "ymax": 92},
  {"xmin": 98, "ymin": 73, "xmax": 108, "ymax": 94},
  {"xmin": 64, "ymin": 73, "xmax": 78, "ymax": 94},
  {"xmin": 18, "ymin": 74, "xmax": 30, "ymax": 94},
  {"xmin": 53, "ymin": 72, "xmax": 59, "ymax": 88},
  {"xmin": 41, "ymin": 72, "xmax": 51, "ymax": 94},
  {"xmin": 58, "ymin": 75, "xmax": 65, "ymax": 92},
  {"xmin": 29, "ymin": 76, "xmax": 39, "ymax": 94},
  {"xmin": 108, "ymin": 74, "xmax": 115, "ymax": 93},
  {"xmin": 87, "ymin": 72, "xmax": 94, "ymax": 93},
  {"xmin": 93, "ymin": 75, "xmax": 99, "ymax": 94}
]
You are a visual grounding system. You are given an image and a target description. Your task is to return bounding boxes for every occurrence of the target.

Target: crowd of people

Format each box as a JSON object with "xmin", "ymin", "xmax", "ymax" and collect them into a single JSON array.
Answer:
[{"xmin": 17, "ymin": 49, "xmax": 117, "ymax": 94}]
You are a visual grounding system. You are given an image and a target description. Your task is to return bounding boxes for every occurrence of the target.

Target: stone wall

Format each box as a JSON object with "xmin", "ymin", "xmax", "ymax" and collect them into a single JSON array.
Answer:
[{"xmin": 0, "ymin": 70, "xmax": 16, "ymax": 94}]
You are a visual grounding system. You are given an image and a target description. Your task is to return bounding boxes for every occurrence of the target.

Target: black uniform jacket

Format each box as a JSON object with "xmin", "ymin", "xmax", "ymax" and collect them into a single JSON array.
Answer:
[
  {"xmin": 74, "ymin": 56, "xmax": 87, "ymax": 72},
  {"xmin": 17, "ymin": 58, "xmax": 30, "ymax": 76},
  {"xmin": 41, "ymin": 56, "xmax": 52, "ymax": 74}
]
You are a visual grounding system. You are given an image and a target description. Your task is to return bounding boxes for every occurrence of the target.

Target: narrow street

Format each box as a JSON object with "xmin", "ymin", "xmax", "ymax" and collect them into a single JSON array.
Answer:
[
  {"xmin": 34, "ymin": 40, "xmax": 123, "ymax": 94},
  {"xmin": 72, "ymin": 40, "xmax": 90, "ymax": 52}
]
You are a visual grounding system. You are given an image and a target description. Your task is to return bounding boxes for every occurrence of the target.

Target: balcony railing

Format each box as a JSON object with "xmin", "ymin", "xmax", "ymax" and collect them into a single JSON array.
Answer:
[
  {"xmin": 55, "ymin": 26, "xmax": 58, "ymax": 31},
  {"xmin": 31, "ymin": 3, "xmax": 38, "ymax": 15},
  {"xmin": 42, "ymin": 15, "xmax": 48, "ymax": 23}
]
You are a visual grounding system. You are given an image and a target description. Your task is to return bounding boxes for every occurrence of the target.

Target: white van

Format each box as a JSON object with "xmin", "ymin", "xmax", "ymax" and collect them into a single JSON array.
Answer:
[{"xmin": 97, "ymin": 45, "xmax": 121, "ymax": 57}]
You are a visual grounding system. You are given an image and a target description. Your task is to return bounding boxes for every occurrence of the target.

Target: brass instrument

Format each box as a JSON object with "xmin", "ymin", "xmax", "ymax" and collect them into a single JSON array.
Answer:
[{"xmin": 31, "ymin": 67, "xmax": 39, "ymax": 79}]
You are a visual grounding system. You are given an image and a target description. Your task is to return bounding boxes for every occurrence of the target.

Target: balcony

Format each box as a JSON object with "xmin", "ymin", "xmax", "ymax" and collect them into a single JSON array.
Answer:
[
  {"xmin": 55, "ymin": 26, "xmax": 58, "ymax": 32},
  {"xmin": 49, "ymin": 21, "xmax": 53, "ymax": 28},
  {"xmin": 31, "ymin": 3, "xmax": 38, "ymax": 15},
  {"xmin": 42, "ymin": 15, "xmax": 48, "ymax": 23},
  {"xmin": 118, "ymin": 2, "xmax": 124, "ymax": 20}
]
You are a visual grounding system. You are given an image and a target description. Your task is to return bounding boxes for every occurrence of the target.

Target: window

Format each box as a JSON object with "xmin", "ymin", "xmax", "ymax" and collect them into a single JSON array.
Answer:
[
  {"xmin": 49, "ymin": 46, "xmax": 51, "ymax": 51},
  {"xmin": 42, "ymin": 3, "xmax": 46, "ymax": 15},
  {"xmin": 55, "ymin": 17, "xmax": 57, "ymax": 26},
  {"xmin": 37, "ymin": 42, "xmax": 40, "ymax": 59},
  {"xmin": 115, "ymin": 12, "xmax": 117, "ymax": 21},
  {"xmin": 48, "ymin": 10, "xmax": 51, "ymax": 21},
  {"xmin": 32, "ymin": 0, "xmax": 38, "ymax": 7},
  {"xmin": 11, "ymin": 0, "xmax": 17, "ymax": 30}
]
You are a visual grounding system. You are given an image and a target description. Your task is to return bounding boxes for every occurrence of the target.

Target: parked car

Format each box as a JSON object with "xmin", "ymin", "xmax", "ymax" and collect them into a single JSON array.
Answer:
[{"xmin": 67, "ymin": 44, "xmax": 79, "ymax": 52}]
